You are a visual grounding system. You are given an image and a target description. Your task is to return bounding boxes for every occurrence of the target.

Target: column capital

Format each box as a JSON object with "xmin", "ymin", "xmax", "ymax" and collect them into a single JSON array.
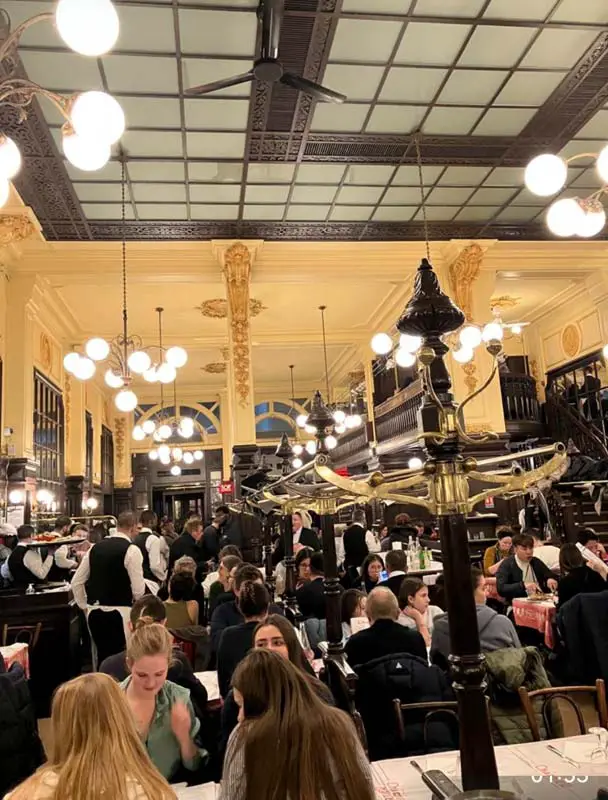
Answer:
[
  {"xmin": 210, "ymin": 239, "xmax": 264, "ymax": 270},
  {"xmin": 445, "ymin": 242, "xmax": 486, "ymax": 323}
]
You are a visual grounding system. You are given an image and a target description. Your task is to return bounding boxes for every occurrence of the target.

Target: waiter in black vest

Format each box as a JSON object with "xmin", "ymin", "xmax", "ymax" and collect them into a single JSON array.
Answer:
[
  {"xmin": 134, "ymin": 510, "xmax": 167, "ymax": 594},
  {"xmin": 71, "ymin": 510, "xmax": 145, "ymax": 609},
  {"xmin": 7, "ymin": 525, "xmax": 55, "ymax": 588}
]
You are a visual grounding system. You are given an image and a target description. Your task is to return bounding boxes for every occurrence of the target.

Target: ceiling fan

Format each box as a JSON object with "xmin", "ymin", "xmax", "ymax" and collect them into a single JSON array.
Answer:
[{"xmin": 185, "ymin": 0, "xmax": 346, "ymax": 104}]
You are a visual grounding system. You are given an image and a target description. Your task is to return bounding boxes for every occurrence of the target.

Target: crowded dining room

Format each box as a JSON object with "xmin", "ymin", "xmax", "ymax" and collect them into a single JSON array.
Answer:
[{"xmin": 4, "ymin": 0, "xmax": 608, "ymax": 798}]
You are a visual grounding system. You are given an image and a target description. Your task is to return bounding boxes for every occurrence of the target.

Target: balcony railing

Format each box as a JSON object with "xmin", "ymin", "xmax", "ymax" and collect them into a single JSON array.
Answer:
[
  {"xmin": 375, "ymin": 379, "xmax": 424, "ymax": 455},
  {"xmin": 500, "ymin": 373, "xmax": 543, "ymax": 437},
  {"xmin": 331, "ymin": 422, "xmax": 372, "ymax": 468}
]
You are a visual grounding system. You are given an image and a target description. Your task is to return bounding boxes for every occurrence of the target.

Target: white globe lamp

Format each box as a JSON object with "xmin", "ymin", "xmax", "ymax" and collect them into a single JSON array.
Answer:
[
  {"xmin": 115, "ymin": 389, "xmax": 138, "ymax": 412},
  {"xmin": 8, "ymin": 489, "xmax": 24, "ymax": 505},
  {"xmin": 333, "ymin": 409, "xmax": 346, "ymax": 424},
  {"xmin": 56, "ymin": 0, "xmax": 119, "ymax": 56},
  {"xmin": 304, "ymin": 423, "xmax": 316, "ymax": 435},
  {"xmin": 0, "ymin": 136, "xmax": 21, "ymax": 179},
  {"xmin": 148, "ymin": 450, "xmax": 159, "ymax": 461},
  {"xmin": 104, "ymin": 369, "xmax": 124, "ymax": 389},
  {"xmin": 143, "ymin": 367, "xmax": 159, "ymax": 383},
  {"xmin": 157, "ymin": 362, "xmax": 177, "ymax": 384},
  {"xmin": 335, "ymin": 423, "xmax": 346, "ymax": 434},
  {"xmin": 459, "ymin": 325, "xmax": 482, "ymax": 349},
  {"xmin": 346, "ymin": 414, "xmax": 362, "ymax": 429},
  {"xmin": 325, "ymin": 435, "xmax": 338, "ymax": 450},
  {"xmin": 511, "ymin": 324, "xmax": 522, "ymax": 336},
  {"xmin": 70, "ymin": 90, "xmax": 125, "ymax": 145},
  {"xmin": 524, "ymin": 154, "xmax": 567, "ymax": 197},
  {"xmin": 395, "ymin": 348, "xmax": 416, "ymax": 368},
  {"xmin": 296, "ymin": 414, "xmax": 308, "ymax": 428},
  {"xmin": 597, "ymin": 145, "xmax": 608, "ymax": 184},
  {"xmin": 546, "ymin": 197, "xmax": 585, "ymax": 237},
  {"xmin": 142, "ymin": 419, "xmax": 156, "ymax": 435},
  {"xmin": 481, "ymin": 322, "xmax": 504, "ymax": 343},
  {"xmin": 158, "ymin": 424, "xmax": 172, "ymax": 440},
  {"xmin": 292, "ymin": 444, "xmax": 303, "ymax": 456},
  {"xmin": 408, "ymin": 457, "xmax": 424, "ymax": 470},
  {"xmin": 305, "ymin": 440, "xmax": 317, "ymax": 455},
  {"xmin": 170, "ymin": 465, "xmax": 182, "ymax": 477},
  {"xmin": 160, "ymin": 454, "xmax": 171, "ymax": 465},
  {"xmin": 128, "ymin": 350, "xmax": 152, "ymax": 375},
  {"xmin": 575, "ymin": 202, "xmax": 606, "ymax": 238},
  {"xmin": 63, "ymin": 351, "xmax": 81, "ymax": 373},
  {"xmin": 62, "ymin": 128, "xmax": 110, "ymax": 171},
  {"xmin": 453, "ymin": 347, "xmax": 474, "ymax": 364},
  {"xmin": 194, "ymin": 450, "xmax": 203, "ymax": 461},
  {"xmin": 158, "ymin": 444, "xmax": 170, "ymax": 458},
  {"xmin": 399, "ymin": 334, "xmax": 422, "ymax": 353},
  {"xmin": 172, "ymin": 447, "xmax": 183, "ymax": 461},
  {"xmin": 74, "ymin": 356, "xmax": 96, "ymax": 380},
  {"xmin": 371, "ymin": 332, "xmax": 393, "ymax": 355},
  {"xmin": 85, "ymin": 337, "xmax": 110, "ymax": 361},
  {"xmin": 132, "ymin": 425, "xmax": 145, "ymax": 441},
  {"xmin": 292, "ymin": 458, "xmax": 303, "ymax": 469},
  {"xmin": 165, "ymin": 346, "xmax": 188, "ymax": 368},
  {"xmin": 183, "ymin": 452, "xmax": 194, "ymax": 465}
]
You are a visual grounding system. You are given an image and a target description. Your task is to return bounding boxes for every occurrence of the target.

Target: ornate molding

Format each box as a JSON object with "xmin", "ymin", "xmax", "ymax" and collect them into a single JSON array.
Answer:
[
  {"xmin": 196, "ymin": 297, "xmax": 266, "ymax": 319},
  {"xmin": 462, "ymin": 362, "xmax": 478, "ymax": 394},
  {"xmin": 0, "ymin": 214, "xmax": 34, "ymax": 246},
  {"xmin": 562, "ymin": 323, "xmax": 581, "ymax": 359},
  {"xmin": 447, "ymin": 243, "xmax": 484, "ymax": 322},
  {"xmin": 114, "ymin": 417, "xmax": 126, "ymax": 468},
  {"xmin": 64, "ymin": 374, "xmax": 71, "ymax": 449},
  {"xmin": 223, "ymin": 242, "xmax": 252, "ymax": 407},
  {"xmin": 202, "ymin": 362, "xmax": 227, "ymax": 374},
  {"xmin": 490, "ymin": 295, "xmax": 521, "ymax": 312},
  {"xmin": 39, "ymin": 332, "xmax": 52, "ymax": 372}
]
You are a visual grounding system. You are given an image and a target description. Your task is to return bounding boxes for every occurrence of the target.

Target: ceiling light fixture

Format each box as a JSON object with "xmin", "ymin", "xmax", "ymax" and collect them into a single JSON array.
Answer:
[
  {"xmin": 0, "ymin": 3, "xmax": 122, "ymax": 195},
  {"xmin": 524, "ymin": 149, "xmax": 608, "ymax": 238}
]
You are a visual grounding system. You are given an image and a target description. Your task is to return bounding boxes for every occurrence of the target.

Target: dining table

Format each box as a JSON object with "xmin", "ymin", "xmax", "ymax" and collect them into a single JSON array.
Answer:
[
  {"xmin": 0, "ymin": 641, "xmax": 30, "ymax": 677},
  {"xmin": 512, "ymin": 595, "xmax": 557, "ymax": 648}
]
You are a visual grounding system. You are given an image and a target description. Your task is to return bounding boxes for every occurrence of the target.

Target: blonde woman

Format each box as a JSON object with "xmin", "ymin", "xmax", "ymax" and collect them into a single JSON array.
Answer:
[
  {"xmin": 121, "ymin": 620, "xmax": 207, "ymax": 781},
  {"xmin": 5, "ymin": 673, "xmax": 176, "ymax": 800}
]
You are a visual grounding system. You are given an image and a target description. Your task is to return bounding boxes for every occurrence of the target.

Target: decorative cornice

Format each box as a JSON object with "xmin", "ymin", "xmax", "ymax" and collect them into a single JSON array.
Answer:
[
  {"xmin": 0, "ymin": 214, "xmax": 34, "ymax": 246},
  {"xmin": 447, "ymin": 242, "xmax": 484, "ymax": 322},
  {"xmin": 223, "ymin": 242, "xmax": 253, "ymax": 407},
  {"xmin": 196, "ymin": 298, "xmax": 267, "ymax": 319}
]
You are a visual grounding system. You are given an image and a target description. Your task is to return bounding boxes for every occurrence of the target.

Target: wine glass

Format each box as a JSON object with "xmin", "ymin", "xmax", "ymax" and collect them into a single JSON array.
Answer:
[{"xmin": 589, "ymin": 726, "xmax": 608, "ymax": 761}]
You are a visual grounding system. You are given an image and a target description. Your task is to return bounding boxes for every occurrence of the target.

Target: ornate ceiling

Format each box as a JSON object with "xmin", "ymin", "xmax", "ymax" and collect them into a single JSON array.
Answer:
[{"xmin": 3, "ymin": 0, "xmax": 608, "ymax": 241}]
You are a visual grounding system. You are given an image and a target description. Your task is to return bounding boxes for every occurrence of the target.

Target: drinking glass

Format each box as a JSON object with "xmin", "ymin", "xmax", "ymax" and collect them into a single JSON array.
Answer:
[{"xmin": 589, "ymin": 726, "xmax": 608, "ymax": 761}]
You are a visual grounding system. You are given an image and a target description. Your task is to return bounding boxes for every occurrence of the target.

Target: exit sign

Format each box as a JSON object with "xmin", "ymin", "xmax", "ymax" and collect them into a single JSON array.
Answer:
[{"xmin": 219, "ymin": 481, "xmax": 234, "ymax": 495}]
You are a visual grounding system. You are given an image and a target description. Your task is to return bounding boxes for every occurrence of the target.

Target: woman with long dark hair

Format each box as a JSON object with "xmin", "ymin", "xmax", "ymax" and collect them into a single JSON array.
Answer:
[
  {"xmin": 220, "ymin": 650, "xmax": 374, "ymax": 800},
  {"xmin": 360, "ymin": 553, "xmax": 384, "ymax": 594}
]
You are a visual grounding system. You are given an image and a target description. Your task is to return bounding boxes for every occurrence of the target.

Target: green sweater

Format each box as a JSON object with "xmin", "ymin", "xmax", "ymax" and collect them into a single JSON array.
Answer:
[{"xmin": 120, "ymin": 677, "xmax": 205, "ymax": 780}]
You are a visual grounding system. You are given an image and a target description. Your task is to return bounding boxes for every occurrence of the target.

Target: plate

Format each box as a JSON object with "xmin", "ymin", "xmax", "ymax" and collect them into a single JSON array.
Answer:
[{"xmin": 27, "ymin": 536, "xmax": 86, "ymax": 548}]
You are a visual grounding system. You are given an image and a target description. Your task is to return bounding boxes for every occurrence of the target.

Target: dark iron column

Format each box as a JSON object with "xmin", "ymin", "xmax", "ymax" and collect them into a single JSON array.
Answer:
[{"xmin": 282, "ymin": 512, "xmax": 297, "ymax": 613}]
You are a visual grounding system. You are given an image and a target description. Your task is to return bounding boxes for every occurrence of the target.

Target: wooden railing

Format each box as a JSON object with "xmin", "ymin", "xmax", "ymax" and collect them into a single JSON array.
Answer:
[
  {"xmin": 331, "ymin": 422, "xmax": 371, "ymax": 468},
  {"xmin": 375, "ymin": 379, "xmax": 424, "ymax": 454},
  {"xmin": 546, "ymin": 391, "xmax": 608, "ymax": 459},
  {"xmin": 500, "ymin": 373, "xmax": 543, "ymax": 437}
]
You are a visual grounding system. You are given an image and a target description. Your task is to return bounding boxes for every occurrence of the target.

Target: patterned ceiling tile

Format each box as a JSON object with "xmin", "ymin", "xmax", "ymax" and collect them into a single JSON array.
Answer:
[
  {"xmin": 455, "ymin": 206, "xmax": 501, "ymax": 221},
  {"xmin": 366, "ymin": 105, "xmax": 426, "ymax": 134},
  {"xmin": 412, "ymin": 207, "xmax": 459, "ymax": 221},
  {"xmin": 483, "ymin": 167, "xmax": 524, "ymax": 187},
  {"xmin": 393, "ymin": 166, "xmax": 444, "ymax": 186},
  {"xmin": 322, "ymin": 65, "xmax": 384, "ymax": 102},
  {"xmin": 296, "ymin": 165, "xmax": 347, "ymax": 184},
  {"xmin": 413, "ymin": 0, "xmax": 486, "ymax": 14},
  {"xmin": 330, "ymin": 206, "xmax": 375, "ymax": 221},
  {"xmin": 483, "ymin": 0, "xmax": 555, "ymax": 21},
  {"xmin": 458, "ymin": 26, "xmax": 537, "ymax": 68},
  {"xmin": 510, "ymin": 188, "xmax": 547, "ymax": 206},
  {"xmin": 440, "ymin": 166, "xmax": 491, "ymax": 186},
  {"xmin": 74, "ymin": 183, "xmax": 125, "ymax": 203},
  {"xmin": 569, "ymin": 168, "xmax": 604, "ymax": 189},
  {"xmin": 65, "ymin": 161, "xmax": 124, "ymax": 182},
  {"xmin": 190, "ymin": 162, "xmax": 242, "ymax": 182},
  {"xmin": 395, "ymin": 23, "xmax": 471, "ymax": 67},
  {"xmin": 330, "ymin": 19, "xmax": 403, "ymax": 63},
  {"xmin": 559, "ymin": 140, "xmax": 605, "ymax": 162},
  {"xmin": 291, "ymin": 185, "xmax": 337, "ymax": 204},
  {"xmin": 552, "ymin": 0, "xmax": 608, "ymax": 25},
  {"xmin": 347, "ymin": 166, "xmax": 396, "ymax": 186},
  {"xmin": 186, "ymin": 132, "xmax": 246, "ymax": 158},
  {"xmin": 242, "ymin": 205, "xmax": 286, "ymax": 221},
  {"xmin": 373, "ymin": 206, "xmax": 417, "ymax": 221},
  {"xmin": 104, "ymin": 55, "xmax": 179, "ymax": 94},
  {"xmin": 336, "ymin": 186, "xmax": 384, "ymax": 204},
  {"xmin": 496, "ymin": 206, "xmax": 544, "ymax": 222},
  {"xmin": 426, "ymin": 187, "xmax": 474, "ymax": 204},
  {"xmin": 520, "ymin": 30, "xmax": 600, "ymax": 70},
  {"xmin": 190, "ymin": 204, "xmax": 239, "ymax": 220},
  {"xmin": 181, "ymin": 59, "xmax": 254, "ymax": 98},
  {"xmin": 473, "ymin": 108, "xmax": 535, "ymax": 136},
  {"xmin": 189, "ymin": 184, "xmax": 241, "ymax": 203},
  {"xmin": 120, "ymin": 97, "xmax": 182, "ymax": 130},
  {"xmin": 245, "ymin": 185, "xmax": 290, "ymax": 203},
  {"xmin": 382, "ymin": 186, "xmax": 426, "ymax": 205},
  {"xmin": 20, "ymin": 51, "xmax": 103, "ymax": 93},
  {"xmin": 311, "ymin": 104, "xmax": 369, "ymax": 133},
  {"xmin": 438, "ymin": 70, "xmax": 509, "ymax": 105},
  {"xmin": 575, "ymin": 110, "xmax": 608, "ymax": 140},
  {"xmin": 380, "ymin": 67, "xmax": 447, "ymax": 103},
  {"xmin": 122, "ymin": 130, "xmax": 184, "ymax": 157},
  {"xmin": 286, "ymin": 205, "xmax": 332, "ymax": 221},
  {"xmin": 178, "ymin": 9, "xmax": 257, "ymax": 57},
  {"xmin": 2, "ymin": 2, "xmax": 60, "ymax": 48},
  {"xmin": 467, "ymin": 187, "xmax": 518, "ymax": 205},
  {"xmin": 184, "ymin": 99, "xmax": 249, "ymax": 130},
  {"xmin": 247, "ymin": 164, "xmax": 295, "ymax": 183},
  {"xmin": 494, "ymin": 71, "xmax": 566, "ymax": 107},
  {"xmin": 81, "ymin": 204, "xmax": 135, "ymax": 220},
  {"xmin": 181, "ymin": 0, "xmax": 257, "ymax": 6},
  {"xmin": 137, "ymin": 204, "xmax": 188, "ymax": 220},
  {"xmin": 129, "ymin": 162, "xmax": 186, "ymax": 181},
  {"xmin": 423, "ymin": 107, "xmax": 482, "ymax": 135},
  {"xmin": 342, "ymin": 0, "xmax": 413, "ymax": 10},
  {"xmin": 133, "ymin": 184, "xmax": 188, "ymax": 203},
  {"xmin": 113, "ymin": 5, "xmax": 176, "ymax": 52}
]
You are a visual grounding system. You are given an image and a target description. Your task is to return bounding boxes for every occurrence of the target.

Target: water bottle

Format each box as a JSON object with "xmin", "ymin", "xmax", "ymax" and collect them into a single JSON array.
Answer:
[{"xmin": 25, "ymin": 583, "xmax": 34, "ymax": 595}]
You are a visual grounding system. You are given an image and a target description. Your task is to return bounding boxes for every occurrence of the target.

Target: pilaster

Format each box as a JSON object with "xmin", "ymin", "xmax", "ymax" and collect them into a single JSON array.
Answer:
[
  {"xmin": 113, "ymin": 415, "xmax": 132, "ymax": 491},
  {"xmin": 64, "ymin": 374, "xmax": 86, "ymax": 477}
]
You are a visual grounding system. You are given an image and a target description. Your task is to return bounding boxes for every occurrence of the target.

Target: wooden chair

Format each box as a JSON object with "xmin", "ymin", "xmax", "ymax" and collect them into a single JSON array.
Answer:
[
  {"xmin": 518, "ymin": 679, "xmax": 608, "ymax": 741},
  {"xmin": 319, "ymin": 643, "xmax": 368, "ymax": 755},
  {"xmin": 2, "ymin": 622, "xmax": 41, "ymax": 649},
  {"xmin": 393, "ymin": 699, "xmax": 459, "ymax": 752},
  {"xmin": 171, "ymin": 631, "xmax": 196, "ymax": 669}
]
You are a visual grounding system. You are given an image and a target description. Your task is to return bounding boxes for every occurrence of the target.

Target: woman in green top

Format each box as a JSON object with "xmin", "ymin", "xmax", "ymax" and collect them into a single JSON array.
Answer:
[
  {"xmin": 164, "ymin": 572, "xmax": 198, "ymax": 629},
  {"xmin": 121, "ymin": 619, "xmax": 207, "ymax": 781}
]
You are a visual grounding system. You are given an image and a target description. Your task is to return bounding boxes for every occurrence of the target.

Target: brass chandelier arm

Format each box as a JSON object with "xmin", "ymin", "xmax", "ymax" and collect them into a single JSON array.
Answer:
[
  {"xmin": 465, "ymin": 470, "xmax": 520, "ymax": 486},
  {"xmin": 314, "ymin": 464, "xmax": 377, "ymax": 498},
  {"xmin": 0, "ymin": 81, "xmax": 71, "ymax": 118},
  {"xmin": 458, "ymin": 354, "xmax": 499, "ymax": 418},
  {"xmin": 420, "ymin": 364, "xmax": 445, "ymax": 414},
  {"xmin": 474, "ymin": 442, "xmax": 564, "ymax": 470},
  {"xmin": 378, "ymin": 491, "xmax": 434, "ymax": 511},
  {"xmin": 0, "ymin": 11, "xmax": 54, "ymax": 63},
  {"xmin": 379, "ymin": 472, "xmax": 428, "ymax": 492}
]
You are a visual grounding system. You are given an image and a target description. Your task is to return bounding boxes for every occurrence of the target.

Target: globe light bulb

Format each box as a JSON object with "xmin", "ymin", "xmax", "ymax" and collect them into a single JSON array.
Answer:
[
  {"xmin": 399, "ymin": 334, "xmax": 422, "ymax": 353},
  {"xmin": 0, "ymin": 178, "xmax": 9, "ymax": 209},
  {"xmin": 172, "ymin": 447, "xmax": 183, "ymax": 461},
  {"xmin": 153, "ymin": 431, "xmax": 162, "ymax": 442},
  {"xmin": 128, "ymin": 350, "xmax": 152, "ymax": 375},
  {"xmin": 325, "ymin": 434, "xmax": 338, "ymax": 450},
  {"xmin": 86, "ymin": 497, "xmax": 99, "ymax": 510},
  {"xmin": 165, "ymin": 346, "xmax": 188, "ymax": 368},
  {"xmin": 62, "ymin": 127, "xmax": 110, "ymax": 171},
  {"xmin": 546, "ymin": 197, "xmax": 585, "ymax": 238},
  {"xmin": 85, "ymin": 337, "xmax": 110, "ymax": 361},
  {"xmin": 333, "ymin": 409, "xmax": 346, "ymax": 424},
  {"xmin": 70, "ymin": 91, "xmax": 125, "ymax": 145},
  {"xmin": 524, "ymin": 153, "xmax": 567, "ymax": 197},
  {"xmin": 178, "ymin": 424, "xmax": 193, "ymax": 439},
  {"xmin": 304, "ymin": 424, "xmax": 316, "ymax": 435},
  {"xmin": 575, "ymin": 203, "xmax": 606, "ymax": 238},
  {"xmin": 148, "ymin": 450, "xmax": 159, "ymax": 461},
  {"xmin": 603, "ymin": 344, "xmax": 608, "ymax": 360},
  {"xmin": 160, "ymin": 454, "xmax": 171, "ymax": 465},
  {"xmin": 56, "ymin": 0, "xmax": 119, "ymax": 56},
  {"xmin": 115, "ymin": 389, "xmax": 138, "ymax": 412},
  {"xmin": 8, "ymin": 489, "xmax": 24, "ymax": 505},
  {"xmin": 104, "ymin": 369, "xmax": 124, "ymax": 389},
  {"xmin": 132, "ymin": 425, "xmax": 145, "ymax": 441},
  {"xmin": 371, "ymin": 332, "xmax": 393, "ymax": 355},
  {"xmin": 157, "ymin": 362, "xmax": 177, "ymax": 384},
  {"xmin": 64, "ymin": 351, "xmax": 81, "ymax": 373},
  {"xmin": 292, "ymin": 444, "xmax": 303, "ymax": 456},
  {"xmin": 395, "ymin": 348, "xmax": 417, "ymax": 368},
  {"xmin": 36, "ymin": 489, "xmax": 51, "ymax": 503},
  {"xmin": 158, "ymin": 444, "xmax": 170, "ymax": 459},
  {"xmin": 597, "ymin": 145, "xmax": 608, "ymax": 184},
  {"xmin": 194, "ymin": 450, "xmax": 203, "ymax": 460},
  {"xmin": 170, "ymin": 465, "xmax": 182, "ymax": 477},
  {"xmin": 0, "ymin": 136, "xmax": 21, "ymax": 179},
  {"xmin": 143, "ymin": 367, "xmax": 159, "ymax": 383},
  {"xmin": 305, "ymin": 440, "xmax": 317, "ymax": 455},
  {"xmin": 292, "ymin": 458, "xmax": 303, "ymax": 469},
  {"xmin": 453, "ymin": 347, "xmax": 474, "ymax": 364},
  {"xmin": 511, "ymin": 324, "xmax": 522, "ymax": 335},
  {"xmin": 158, "ymin": 424, "xmax": 172, "ymax": 440},
  {"xmin": 346, "ymin": 414, "xmax": 362, "ymax": 429},
  {"xmin": 73, "ymin": 356, "xmax": 96, "ymax": 380},
  {"xmin": 481, "ymin": 322, "xmax": 504, "ymax": 343},
  {"xmin": 142, "ymin": 419, "xmax": 156, "ymax": 435},
  {"xmin": 459, "ymin": 325, "xmax": 482, "ymax": 349},
  {"xmin": 296, "ymin": 414, "xmax": 308, "ymax": 428},
  {"xmin": 183, "ymin": 452, "xmax": 194, "ymax": 465},
  {"xmin": 408, "ymin": 457, "xmax": 424, "ymax": 470},
  {"xmin": 335, "ymin": 423, "xmax": 346, "ymax": 434},
  {"xmin": 180, "ymin": 416, "xmax": 194, "ymax": 429}
]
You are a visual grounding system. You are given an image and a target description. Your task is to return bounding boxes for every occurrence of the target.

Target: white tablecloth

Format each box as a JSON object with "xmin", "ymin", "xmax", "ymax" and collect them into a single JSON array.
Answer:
[{"xmin": 194, "ymin": 670, "xmax": 220, "ymax": 704}]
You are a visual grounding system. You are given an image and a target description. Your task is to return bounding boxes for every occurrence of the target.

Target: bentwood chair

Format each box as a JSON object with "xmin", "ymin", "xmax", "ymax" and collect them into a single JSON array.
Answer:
[
  {"xmin": 393, "ymin": 699, "xmax": 460, "ymax": 753},
  {"xmin": 518, "ymin": 679, "xmax": 608, "ymax": 741},
  {"xmin": 2, "ymin": 622, "xmax": 42, "ymax": 649}
]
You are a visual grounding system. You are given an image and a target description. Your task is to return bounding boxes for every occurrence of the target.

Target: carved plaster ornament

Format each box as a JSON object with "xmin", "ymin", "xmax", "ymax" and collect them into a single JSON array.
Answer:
[
  {"xmin": 489, "ymin": 295, "xmax": 521, "ymax": 313},
  {"xmin": 447, "ymin": 242, "xmax": 484, "ymax": 323},
  {"xmin": 462, "ymin": 362, "xmax": 478, "ymax": 394},
  {"xmin": 562, "ymin": 324, "xmax": 581, "ymax": 359},
  {"xmin": 0, "ymin": 215, "xmax": 34, "ymax": 247},
  {"xmin": 202, "ymin": 362, "xmax": 227, "ymax": 374},
  {"xmin": 530, "ymin": 359, "xmax": 540, "ymax": 384},
  {"xmin": 222, "ymin": 242, "xmax": 253, "ymax": 407},
  {"xmin": 196, "ymin": 298, "xmax": 266, "ymax": 318},
  {"xmin": 114, "ymin": 417, "xmax": 126, "ymax": 467},
  {"xmin": 64, "ymin": 375, "xmax": 71, "ymax": 448},
  {"xmin": 40, "ymin": 333, "xmax": 52, "ymax": 373}
]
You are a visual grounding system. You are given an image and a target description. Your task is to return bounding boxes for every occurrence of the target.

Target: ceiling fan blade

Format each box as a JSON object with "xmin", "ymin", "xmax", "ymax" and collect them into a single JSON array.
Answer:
[
  {"xmin": 260, "ymin": 0, "xmax": 283, "ymax": 61},
  {"xmin": 280, "ymin": 72, "xmax": 346, "ymax": 104},
  {"xmin": 185, "ymin": 71, "xmax": 254, "ymax": 97}
]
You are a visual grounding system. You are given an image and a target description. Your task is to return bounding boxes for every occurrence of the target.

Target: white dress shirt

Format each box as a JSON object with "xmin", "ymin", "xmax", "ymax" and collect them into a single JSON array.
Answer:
[
  {"xmin": 13, "ymin": 541, "xmax": 54, "ymax": 582},
  {"xmin": 54, "ymin": 545, "xmax": 77, "ymax": 571},
  {"xmin": 70, "ymin": 532, "xmax": 145, "ymax": 610},
  {"xmin": 140, "ymin": 528, "xmax": 167, "ymax": 584}
]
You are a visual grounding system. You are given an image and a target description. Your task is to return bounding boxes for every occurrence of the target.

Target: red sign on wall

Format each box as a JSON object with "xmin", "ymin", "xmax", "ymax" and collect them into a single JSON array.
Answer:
[{"xmin": 219, "ymin": 481, "xmax": 234, "ymax": 495}]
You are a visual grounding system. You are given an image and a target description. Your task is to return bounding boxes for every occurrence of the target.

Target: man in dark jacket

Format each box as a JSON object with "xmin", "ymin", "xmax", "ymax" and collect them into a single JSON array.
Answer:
[
  {"xmin": 377, "ymin": 549, "xmax": 409, "ymax": 599},
  {"xmin": 345, "ymin": 586, "xmax": 427, "ymax": 667},
  {"xmin": 296, "ymin": 552, "xmax": 342, "ymax": 620},
  {"xmin": 496, "ymin": 532, "xmax": 558, "ymax": 603},
  {"xmin": 272, "ymin": 511, "xmax": 320, "ymax": 566},
  {"xmin": 343, "ymin": 509, "xmax": 371, "ymax": 570},
  {"xmin": 168, "ymin": 517, "xmax": 205, "ymax": 577}
]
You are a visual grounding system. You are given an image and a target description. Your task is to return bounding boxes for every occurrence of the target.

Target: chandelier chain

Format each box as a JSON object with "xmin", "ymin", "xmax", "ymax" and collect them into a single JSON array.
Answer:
[
  {"xmin": 157, "ymin": 307, "xmax": 165, "ymax": 412},
  {"xmin": 414, "ymin": 133, "xmax": 431, "ymax": 262},
  {"xmin": 121, "ymin": 159, "xmax": 129, "ymax": 372},
  {"xmin": 319, "ymin": 305, "xmax": 331, "ymax": 404}
]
